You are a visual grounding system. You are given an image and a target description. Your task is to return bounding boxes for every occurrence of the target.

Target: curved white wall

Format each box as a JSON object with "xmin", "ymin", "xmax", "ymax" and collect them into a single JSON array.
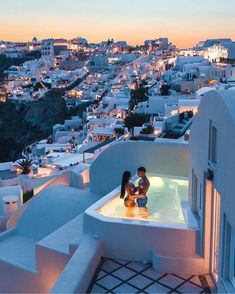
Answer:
[
  {"xmin": 190, "ymin": 90, "xmax": 235, "ymax": 225},
  {"xmin": 190, "ymin": 90, "xmax": 235, "ymax": 292}
]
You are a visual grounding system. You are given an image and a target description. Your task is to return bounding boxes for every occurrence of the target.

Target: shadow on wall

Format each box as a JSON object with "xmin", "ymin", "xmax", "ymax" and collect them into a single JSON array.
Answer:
[{"xmin": 90, "ymin": 140, "xmax": 189, "ymax": 195}]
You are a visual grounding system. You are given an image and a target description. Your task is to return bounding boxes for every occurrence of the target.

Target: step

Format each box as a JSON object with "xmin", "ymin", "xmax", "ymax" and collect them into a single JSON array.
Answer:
[
  {"xmin": 152, "ymin": 251, "xmax": 207, "ymax": 275},
  {"xmin": 37, "ymin": 213, "xmax": 84, "ymax": 256}
]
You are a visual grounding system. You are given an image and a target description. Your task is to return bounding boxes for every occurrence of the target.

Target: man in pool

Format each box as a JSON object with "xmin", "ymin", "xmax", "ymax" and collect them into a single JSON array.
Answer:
[{"xmin": 137, "ymin": 167, "xmax": 150, "ymax": 209}]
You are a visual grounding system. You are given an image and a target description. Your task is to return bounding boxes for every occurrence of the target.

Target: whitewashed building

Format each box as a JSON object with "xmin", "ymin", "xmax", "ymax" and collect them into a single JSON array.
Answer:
[{"xmin": 189, "ymin": 89, "xmax": 235, "ymax": 292}]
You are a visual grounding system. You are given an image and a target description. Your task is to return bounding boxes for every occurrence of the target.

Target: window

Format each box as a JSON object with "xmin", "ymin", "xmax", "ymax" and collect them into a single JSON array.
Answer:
[
  {"xmin": 221, "ymin": 216, "xmax": 235, "ymax": 290},
  {"xmin": 209, "ymin": 121, "xmax": 218, "ymax": 166},
  {"xmin": 211, "ymin": 189, "xmax": 221, "ymax": 282}
]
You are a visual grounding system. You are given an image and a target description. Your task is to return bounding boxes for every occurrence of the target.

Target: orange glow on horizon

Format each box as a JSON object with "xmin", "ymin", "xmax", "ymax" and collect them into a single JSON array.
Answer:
[
  {"xmin": 1, "ymin": 29, "xmax": 235, "ymax": 49},
  {"xmin": 0, "ymin": 0, "xmax": 234, "ymax": 49}
]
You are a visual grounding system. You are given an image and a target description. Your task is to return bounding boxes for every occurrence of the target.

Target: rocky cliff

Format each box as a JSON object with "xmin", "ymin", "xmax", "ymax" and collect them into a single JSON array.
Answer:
[
  {"xmin": 0, "ymin": 89, "xmax": 67, "ymax": 161},
  {"xmin": 25, "ymin": 88, "xmax": 67, "ymax": 133}
]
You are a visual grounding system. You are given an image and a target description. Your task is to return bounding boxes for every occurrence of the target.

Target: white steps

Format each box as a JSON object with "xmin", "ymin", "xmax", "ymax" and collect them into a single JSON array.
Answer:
[{"xmin": 152, "ymin": 251, "xmax": 207, "ymax": 275}]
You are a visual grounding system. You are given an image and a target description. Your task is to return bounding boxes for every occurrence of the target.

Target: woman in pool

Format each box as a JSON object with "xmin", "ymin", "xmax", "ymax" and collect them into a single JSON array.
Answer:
[
  {"xmin": 120, "ymin": 171, "xmax": 146, "ymax": 217},
  {"xmin": 120, "ymin": 171, "xmax": 137, "ymax": 208}
]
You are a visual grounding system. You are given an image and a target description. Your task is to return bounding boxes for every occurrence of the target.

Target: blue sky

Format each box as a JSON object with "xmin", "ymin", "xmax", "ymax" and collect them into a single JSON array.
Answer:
[{"xmin": 0, "ymin": 0, "xmax": 234, "ymax": 47}]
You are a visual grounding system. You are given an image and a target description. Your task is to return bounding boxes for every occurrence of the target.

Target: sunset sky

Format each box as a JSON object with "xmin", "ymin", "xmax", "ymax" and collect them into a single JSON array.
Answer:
[{"xmin": 0, "ymin": 0, "xmax": 234, "ymax": 48}]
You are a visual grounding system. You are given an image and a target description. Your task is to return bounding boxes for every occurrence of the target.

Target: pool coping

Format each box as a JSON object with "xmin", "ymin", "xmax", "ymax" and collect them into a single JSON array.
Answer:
[{"xmin": 85, "ymin": 174, "xmax": 199, "ymax": 231}]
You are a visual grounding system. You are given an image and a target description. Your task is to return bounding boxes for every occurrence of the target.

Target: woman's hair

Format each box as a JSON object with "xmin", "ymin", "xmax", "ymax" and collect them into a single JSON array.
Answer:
[{"xmin": 120, "ymin": 171, "xmax": 131, "ymax": 199}]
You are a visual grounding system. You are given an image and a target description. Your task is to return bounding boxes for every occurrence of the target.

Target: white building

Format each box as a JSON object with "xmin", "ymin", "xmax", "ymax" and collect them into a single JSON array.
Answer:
[
  {"xmin": 196, "ymin": 38, "xmax": 235, "ymax": 61},
  {"xmin": 202, "ymin": 45, "xmax": 228, "ymax": 63},
  {"xmin": 189, "ymin": 89, "xmax": 235, "ymax": 292},
  {"xmin": 176, "ymin": 56, "xmax": 206, "ymax": 72},
  {"xmin": 77, "ymin": 37, "xmax": 88, "ymax": 47},
  {"xmin": 41, "ymin": 39, "xmax": 54, "ymax": 58}
]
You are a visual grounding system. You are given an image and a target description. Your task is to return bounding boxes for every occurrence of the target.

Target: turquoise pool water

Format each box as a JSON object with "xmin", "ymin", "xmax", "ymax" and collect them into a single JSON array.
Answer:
[{"xmin": 98, "ymin": 175, "xmax": 189, "ymax": 224}]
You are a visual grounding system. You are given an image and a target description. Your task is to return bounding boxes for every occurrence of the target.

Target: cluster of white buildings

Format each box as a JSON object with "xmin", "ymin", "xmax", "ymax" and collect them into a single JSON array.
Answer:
[
  {"xmin": 165, "ymin": 55, "xmax": 235, "ymax": 94},
  {"xmin": 196, "ymin": 38, "xmax": 235, "ymax": 62},
  {"xmin": 0, "ymin": 39, "xmax": 38, "ymax": 58},
  {"xmin": 0, "ymin": 36, "xmax": 235, "ymax": 293},
  {"xmin": 0, "ymin": 88, "xmax": 234, "ymax": 293}
]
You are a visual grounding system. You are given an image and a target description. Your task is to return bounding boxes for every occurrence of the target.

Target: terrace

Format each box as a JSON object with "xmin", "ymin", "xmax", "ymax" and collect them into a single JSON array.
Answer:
[
  {"xmin": 52, "ymin": 140, "xmax": 209, "ymax": 293},
  {"xmin": 0, "ymin": 140, "xmax": 207, "ymax": 292}
]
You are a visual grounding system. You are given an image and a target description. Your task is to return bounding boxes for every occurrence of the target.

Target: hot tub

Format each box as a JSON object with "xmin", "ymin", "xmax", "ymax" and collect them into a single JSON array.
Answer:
[
  {"xmin": 84, "ymin": 173, "xmax": 199, "ymax": 263},
  {"xmin": 97, "ymin": 174, "xmax": 188, "ymax": 225}
]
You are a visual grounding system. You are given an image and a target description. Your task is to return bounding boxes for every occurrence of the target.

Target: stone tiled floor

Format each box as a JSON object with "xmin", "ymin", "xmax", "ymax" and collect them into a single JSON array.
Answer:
[{"xmin": 88, "ymin": 258, "xmax": 212, "ymax": 293}]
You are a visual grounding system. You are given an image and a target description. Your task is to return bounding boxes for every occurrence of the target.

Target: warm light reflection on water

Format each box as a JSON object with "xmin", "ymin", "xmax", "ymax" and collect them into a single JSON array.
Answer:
[{"xmin": 98, "ymin": 175, "xmax": 188, "ymax": 224}]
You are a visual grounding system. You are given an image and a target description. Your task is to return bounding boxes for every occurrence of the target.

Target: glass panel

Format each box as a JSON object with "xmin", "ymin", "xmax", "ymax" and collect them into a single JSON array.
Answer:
[
  {"xmin": 222, "ymin": 215, "xmax": 231, "ymax": 280},
  {"xmin": 212, "ymin": 189, "xmax": 220, "ymax": 282}
]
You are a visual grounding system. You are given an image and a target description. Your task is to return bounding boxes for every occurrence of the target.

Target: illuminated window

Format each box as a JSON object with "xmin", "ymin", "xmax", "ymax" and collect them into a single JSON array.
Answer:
[{"xmin": 221, "ymin": 213, "xmax": 235, "ymax": 289}]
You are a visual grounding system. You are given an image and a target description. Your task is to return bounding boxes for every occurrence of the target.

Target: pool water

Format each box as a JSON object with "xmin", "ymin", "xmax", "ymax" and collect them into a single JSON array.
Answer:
[{"xmin": 97, "ymin": 175, "xmax": 189, "ymax": 224}]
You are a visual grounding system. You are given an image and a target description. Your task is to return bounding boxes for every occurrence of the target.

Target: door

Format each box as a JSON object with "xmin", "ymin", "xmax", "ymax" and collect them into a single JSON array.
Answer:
[{"xmin": 211, "ymin": 187, "xmax": 221, "ymax": 282}]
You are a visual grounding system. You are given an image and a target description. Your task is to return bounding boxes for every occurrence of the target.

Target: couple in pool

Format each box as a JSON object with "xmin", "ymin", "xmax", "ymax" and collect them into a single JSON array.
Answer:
[{"xmin": 120, "ymin": 167, "xmax": 150, "ymax": 216}]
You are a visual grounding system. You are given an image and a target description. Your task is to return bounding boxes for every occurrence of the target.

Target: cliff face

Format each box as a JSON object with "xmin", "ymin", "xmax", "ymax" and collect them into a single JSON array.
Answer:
[
  {"xmin": 25, "ymin": 88, "xmax": 67, "ymax": 133},
  {"xmin": 0, "ymin": 72, "xmax": 88, "ymax": 161},
  {"xmin": 0, "ymin": 89, "xmax": 67, "ymax": 161}
]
